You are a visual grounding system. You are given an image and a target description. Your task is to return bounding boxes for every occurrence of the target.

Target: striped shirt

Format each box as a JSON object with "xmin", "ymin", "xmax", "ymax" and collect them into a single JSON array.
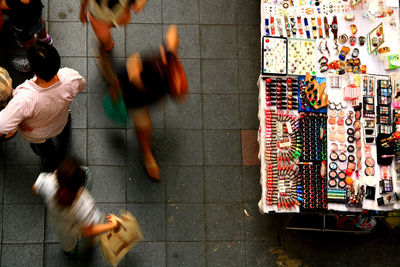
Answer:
[{"xmin": 0, "ymin": 68, "xmax": 85, "ymax": 143}]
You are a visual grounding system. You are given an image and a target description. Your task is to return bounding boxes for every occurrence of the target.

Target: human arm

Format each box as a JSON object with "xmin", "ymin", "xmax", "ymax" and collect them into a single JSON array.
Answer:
[
  {"xmin": 0, "ymin": 0, "xmax": 10, "ymax": 10},
  {"xmin": 0, "ymin": 94, "xmax": 29, "ymax": 134},
  {"xmin": 126, "ymin": 53, "xmax": 145, "ymax": 91},
  {"xmin": 81, "ymin": 214, "xmax": 118, "ymax": 237},
  {"xmin": 131, "ymin": 0, "xmax": 147, "ymax": 13},
  {"xmin": 79, "ymin": 0, "xmax": 89, "ymax": 23}
]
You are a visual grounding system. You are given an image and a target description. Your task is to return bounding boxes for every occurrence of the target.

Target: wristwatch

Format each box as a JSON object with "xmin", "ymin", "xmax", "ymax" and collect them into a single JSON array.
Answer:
[
  {"xmin": 265, "ymin": 18, "xmax": 270, "ymax": 36},
  {"xmin": 317, "ymin": 17, "xmax": 323, "ymax": 39},
  {"xmin": 304, "ymin": 18, "xmax": 311, "ymax": 39},
  {"xmin": 270, "ymin": 17, "xmax": 276, "ymax": 35},
  {"xmin": 284, "ymin": 16, "xmax": 291, "ymax": 37},
  {"xmin": 276, "ymin": 18, "xmax": 284, "ymax": 37},
  {"xmin": 297, "ymin": 16, "xmax": 303, "ymax": 36},
  {"xmin": 323, "ymin": 16, "xmax": 329, "ymax": 38},
  {"xmin": 331, "ymin": 15, "xmax": 338, "ymax": 40},
  {"xmin": 290, "ymin": 17, "xmax": 297, "ymax": 37},
  {"xmin": 311, "ymin": 17, "xmax": 317, "ymax": 39}
]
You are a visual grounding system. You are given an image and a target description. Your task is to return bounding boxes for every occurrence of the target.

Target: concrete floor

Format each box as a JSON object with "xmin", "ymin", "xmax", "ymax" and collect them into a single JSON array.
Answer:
[{"xmin": 0, "ymin": 0, "xmax": 400, "ymax": 266}]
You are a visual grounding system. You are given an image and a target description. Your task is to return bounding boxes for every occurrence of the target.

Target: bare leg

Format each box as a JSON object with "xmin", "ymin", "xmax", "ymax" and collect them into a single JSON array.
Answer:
[{"xmin": 129, "ymin": 107, "xmax": 160, "ymax": 181}]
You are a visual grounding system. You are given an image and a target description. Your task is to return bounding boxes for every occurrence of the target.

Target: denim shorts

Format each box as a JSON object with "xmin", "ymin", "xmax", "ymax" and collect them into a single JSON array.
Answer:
[{"xmin": 11, "ymin": 17, "xmax": 44, "ymax": 43}]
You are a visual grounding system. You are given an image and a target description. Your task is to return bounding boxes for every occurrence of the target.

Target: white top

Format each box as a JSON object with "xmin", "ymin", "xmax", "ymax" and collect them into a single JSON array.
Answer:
[
  {"xmin": 34, "ymin": 172, "xmax": 102, "ymax": 251},
  {"xmin": 0, "ymin": 67, "xmax": 85, "ymax": 143}
]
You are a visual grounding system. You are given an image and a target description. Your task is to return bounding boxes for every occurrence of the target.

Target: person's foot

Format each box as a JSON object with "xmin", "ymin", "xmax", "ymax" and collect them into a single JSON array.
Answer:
[
  {"xmin": 63, "ymin": 244, "xmax": 78, "ymax": 257},
  {"xmin": 37, "ymin": 34, "xmax": 53, "ymax": 45},
  {"xmin": 10, "ymin": 57, "xmax": 31, "ymax": 72},
  {"xmin": 143, "ymin": 154, "xmax": 160, "ymax": 182},
  {"xmin": 165, "ymin": 24, "xmax": 179, "ymax": 54}
]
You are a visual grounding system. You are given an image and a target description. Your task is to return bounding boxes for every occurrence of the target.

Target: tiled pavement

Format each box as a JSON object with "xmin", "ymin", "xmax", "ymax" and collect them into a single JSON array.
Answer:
[{"xmin": 1, "ymin": 1, "xmax": 400, "ymax": 267}]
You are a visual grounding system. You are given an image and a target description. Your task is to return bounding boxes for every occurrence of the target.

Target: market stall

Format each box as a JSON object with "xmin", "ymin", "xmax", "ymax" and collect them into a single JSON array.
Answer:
[{"xmin": 257, "ymin": 0, "xmax": 400, "ymax": 215}]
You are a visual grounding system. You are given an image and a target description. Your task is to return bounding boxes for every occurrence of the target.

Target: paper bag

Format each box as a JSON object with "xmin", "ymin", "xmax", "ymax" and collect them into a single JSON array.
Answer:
[{"xmin": 100, "ymin": 211, "xmax": 144, "ymax": 267}]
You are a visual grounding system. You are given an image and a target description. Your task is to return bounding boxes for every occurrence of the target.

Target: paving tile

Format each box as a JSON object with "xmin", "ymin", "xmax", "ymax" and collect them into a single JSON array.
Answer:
[
  {"xmin": 205, "ymin": 166, "xmax": 242, "ymax": 202},
  {"xmin": 201, "ymin": 59, "xmax": 238, "ymax": 94},
  {"xmin": 200, "ymin": 25, "xmax": 237, "ymax": 59},
  {"xmin": 5, "ymin": 134, "xmax": 42, "ymax": 166},
  {"xmin": 206, "ymin": 241, "xmax": 245, "ymax": 267},
  {"xmin": 180, "ymin": 59, "xmax": 201, "ymax": 93},
  {"xmin": 88, "ymin": 92, "xmax": 127, "ymax": 128},
  {"xmin": 45, "ymin": 243, "xmax": 110, "ymax": 267},
  {"xmin": 166, "ymin": 203, "xmax": 204, "ymax": 241},
  {"xmin": 61, "ymin": 57, "xmax": 87, "ymax": 80},
  {"xmin": 130, "ymin": 0, "xmax": 162, "ymax": 24},
  {"xmin": 42, "ymin": 0, "xmax": 48, "ymax": 20},
  {"xmin": 203, "ymin": 130, "xmax": 241, "ymax": 165},
  {"xmin": 165, "ymin": 94, "xmax": 202, "ymax": 129},
  {"xmin": 240, "ymin": 94, "xmax": 259, "ymax": 129},
  {"xmin": 0, "ymin": 142, "xmax": 5, "ymax": 164},
  {"xmin": 3, "ymin": 204, "xmax": 44, "ymax": 243},
  {"xmin": 241, "ymin": 130, "xmax": 260, "ymax": 166},
  {"xmin": 127, "ymin": 128, "xmax": 165, "ymax": 167},
  {"xmin": 126, "ymin": 24, "xmax": 162, "ymax": 56},
  {"xmin": 238, "ymin": 59, "xmax": 260, "ymax": 94},
  {"xmin": 88, "ymin": 25, "xmax": 125, "ymax": 58},
  {"xmin": 203, "ymin": 94, "xmax": 240, "ymax": 129},
  {"xmin": 167, "ymin": 242, "xmax": 206, "ymax": 267},
  {"xmin": 49, "ymin": 0, "xmax": 80, "ymax": 21},
  {"xmin": 89, "ymin": 166, "xmax": 126, "ymax": 203},
  {"xmin": 246, "ymin": 241, "xmax": 278, "ymax": 267},
  {"xmin": 87, "ymin": 57, "xmax": 125, "ymax": 93},
  {"xmin": 165, "ymin": 166, "xmax": 203, "ymax": 202},
  {"xmin": 206, "ymin": 203, "xmax": 244, "ymax": 241},
  {"xmin": 236, "ymin": 0, "xmax": 260, "ymax": 25},
  {"xmin": 125, "ymin": 242, "xmax": 166, "ymax": 267},
  {"xmin": 242, "ymin": 166, "xmax": 261, "ymax": 202},
  {"xmin": 63, "ymin": 129, "xmax": 87, "ymax": 163},
  {"xmin": 49, "ymin": 22, "xmax": 87, "ymax": 57},
  {"xmin": 165, "ymin": 130, "xmax": 203, "ymax": 165},
  {"xmin": 163, "ymin": 24, "xmax": 200, "ymax": 59},
  {"xmin": 243, "ymin": 203, "xmax": 284, "ymax": 241},
  {"xmin": 70, "ymin": 92, "xmax": 87, "ymax": 129},
  {"xmin": 163, "ymin": 0, "xmax": 199, "ymax": 24},
  {"xmin": 1, "ymin": 244, "xmax": 43, "ymax": 267},
  {"xmin": 237, "ymin": 25, "xmax": 260, "ymax": 60},
  {"xmin": 127, "ymin": 204, "xmax": 165, "ymax": 241},
  {"xmin": 199, "ymin": 0, "xmax": 237, "ymax": 24},
  {"xmin": 0, "ymin": 207, "xmax": 3, "ymax": 240},
  {"xmin": 126, "ymin": 166, "xmax": 165, "ymax": 203},
  {"xmin": 87, "ymin": 129, "xmax": 127, "ymax": 165},
  {"xmin": 4, "ymin": 166, "xmax": 42, "ymax": 204}
]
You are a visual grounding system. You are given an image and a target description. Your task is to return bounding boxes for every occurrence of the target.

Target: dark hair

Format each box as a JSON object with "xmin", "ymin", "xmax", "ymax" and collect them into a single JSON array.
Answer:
[
  {"xmin": 27, "ymin": 44, "xmax": 60, "ymax": 82},
  {"xmin": 55, "ymin": 157, "xmax": 85, "ymax": 206}
]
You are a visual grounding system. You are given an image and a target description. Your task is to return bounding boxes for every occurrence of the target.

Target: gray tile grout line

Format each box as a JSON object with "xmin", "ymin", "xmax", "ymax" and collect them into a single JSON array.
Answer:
[{"xmin": 197, "ymin": 0, "xmax": 209, "ymax": 264}]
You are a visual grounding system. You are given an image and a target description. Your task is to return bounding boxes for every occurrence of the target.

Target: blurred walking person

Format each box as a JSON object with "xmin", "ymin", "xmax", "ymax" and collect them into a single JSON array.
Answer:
[
  {"xmin": 0, "ymin": 67, "xmax": 16, "ymax": 140},
  {"xmin": 33, "ymin": 157, "xmax": 118, "ymax": 256},
  {"xmin": 98, "ymin": 24, "xmax": 188, "ymax": 182},
  {"xmin": 0, "ymin": 44, "xmax": 85, "ymax": 171},
  {"xmin": 80, "ymin": 0, "xmax": 147, "ymax": 52}
]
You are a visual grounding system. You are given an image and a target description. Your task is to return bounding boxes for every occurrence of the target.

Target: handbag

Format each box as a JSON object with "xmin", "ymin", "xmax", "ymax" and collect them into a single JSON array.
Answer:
[
  {"xmin": 100, "ymin": 211, "xmax": 144, "ymax": 267},
  {"xmin": 102, "ymin": 91, "xmax": 129, "ymax": 125}
]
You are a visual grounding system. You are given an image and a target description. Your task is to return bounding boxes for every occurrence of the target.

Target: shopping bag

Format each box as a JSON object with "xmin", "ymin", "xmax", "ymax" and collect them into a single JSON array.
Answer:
[
  {"xmin": 102, "ymin": 91, "xmax": 129, "ymax": 126},
  {"xmin": 100, "ymin": 211, "xmax": 144, "ymax": 267}
]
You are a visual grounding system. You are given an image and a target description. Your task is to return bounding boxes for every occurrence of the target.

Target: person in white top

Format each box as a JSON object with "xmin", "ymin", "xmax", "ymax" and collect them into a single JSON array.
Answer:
[
  {"xmin": 33, "ymin": 157, "xmax": 118, "ymax": 255},
  {"xmin": 0, "ymin": 43, "xmax": 86, "ymax": 171}
]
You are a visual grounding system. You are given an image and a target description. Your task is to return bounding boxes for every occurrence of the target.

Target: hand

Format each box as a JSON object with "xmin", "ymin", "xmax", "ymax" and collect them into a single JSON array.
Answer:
[
  {"xmin": 19, "ymin": 122, "xmax": 33, "ymax": 132},
  {"xmin": 107, "ymin": 214, "xmax": 118, "ymax": 228},
  {"xmin": 131, "ymin": 0, "xmax": 147, "ymax": 13},
  {"xmin": 79, "ymin": 8, "xmax": 88, "ymax": 23}
]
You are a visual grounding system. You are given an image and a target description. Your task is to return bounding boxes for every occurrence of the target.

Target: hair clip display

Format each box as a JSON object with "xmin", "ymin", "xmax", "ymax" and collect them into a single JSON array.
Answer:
[
  {"xmin": 262, "ymin": 36, "xmax": 288, "ymax": 75},
  {"xmin": 287, "ymin": 39, "xmax": 316, "ymax": 75}
]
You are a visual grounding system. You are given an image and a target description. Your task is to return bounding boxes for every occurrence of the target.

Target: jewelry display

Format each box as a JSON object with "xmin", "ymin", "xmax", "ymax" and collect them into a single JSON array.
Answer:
[
  {"xmin": 287, "ymin": 39, "xmax": 316, "ymax": 75},
  {"xmin": 262, "ymin": 36, "xmax": 288, "ymax": 75}
]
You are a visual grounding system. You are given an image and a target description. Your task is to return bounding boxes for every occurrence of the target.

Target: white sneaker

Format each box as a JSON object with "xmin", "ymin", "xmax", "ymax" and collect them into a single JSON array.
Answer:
[{"xmin": 10, "ymin": 57, "xmax": 31, "ymax": 72}]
